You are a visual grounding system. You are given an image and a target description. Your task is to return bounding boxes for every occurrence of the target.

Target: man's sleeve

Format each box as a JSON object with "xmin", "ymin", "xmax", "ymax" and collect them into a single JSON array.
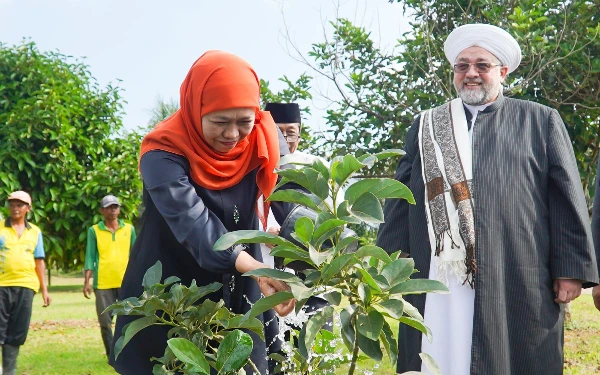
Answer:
[
  {"xmin": 33, "ymin": 231, "xmax": 45, "ymax": 259},
  {"xmin": 547, "ymin": 109, "xmax": 599, "ymax": 287},
  {"xmin": 84, "ymin": 227, "xmax": 97, "ymax": 271},
  {"xmin": 376, "ymin": 117, "xmax": 420, "ymax": 255},
  {"xmin": 130, "ymin": 225, "xmax": 137, "ymax": 249}
]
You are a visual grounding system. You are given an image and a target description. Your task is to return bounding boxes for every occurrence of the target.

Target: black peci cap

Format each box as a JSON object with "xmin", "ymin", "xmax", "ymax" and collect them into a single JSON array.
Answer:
[{"xmin": 264, "ymin": 103, "xmax": 301, "ymax": 124}]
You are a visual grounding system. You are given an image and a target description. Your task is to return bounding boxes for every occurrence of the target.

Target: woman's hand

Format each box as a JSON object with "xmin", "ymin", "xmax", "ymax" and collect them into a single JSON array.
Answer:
[
  {"xmin": 256, "ymin": 276, "xmax": 296, "ymax": 316},
  {"xmin": 266, "ymin": 226, "xmax": 280, "ymax": 249},
  {"xmin": 235, "ymin": 250, "xmax": 296, "ymax": 316}
]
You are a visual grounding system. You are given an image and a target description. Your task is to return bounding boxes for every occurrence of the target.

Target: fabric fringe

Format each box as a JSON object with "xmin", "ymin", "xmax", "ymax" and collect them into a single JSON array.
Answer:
[
  {"xmin": 435, "ymin": 233, "xmax": 444, "ymax": 256},
  {"xmin": 436, "ymin": 260, "xmax": 469, "ymax": 287},
  {"xmin": 463, "ymin": 243, "xmax": 477, "ymax": 288}
]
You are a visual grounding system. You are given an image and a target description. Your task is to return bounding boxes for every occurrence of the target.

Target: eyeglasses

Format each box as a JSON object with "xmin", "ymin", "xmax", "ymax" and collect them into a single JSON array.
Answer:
[
  {"xmin": 283, "ymin": 134, "xmax": 300, "ymax": 142},
  {"xmin": 453, "ymin": 62, "xmax": 503, "ymax": 74}
]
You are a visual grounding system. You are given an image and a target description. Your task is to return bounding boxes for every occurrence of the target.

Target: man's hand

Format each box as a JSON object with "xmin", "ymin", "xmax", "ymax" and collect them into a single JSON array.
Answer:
[
  {"xmin": 592, "ymin": 285, "xmax": 600, "ymax": 311},
  {"xmin": 553, "ymin": 279, "xmax": 582, "ymax": 304},
  {"xmin": 41, "ymin": 290, "xmax": 51, "ymax": 307},
  {"xmin": 83, "ymin": 283, "xmax": 93, "ymax": 299},
  {"xmin": 256, "ymin": 276, "xmax": 296, "ymax": 316},
  {"xmin": 266, "ymin": 226, "xmax": 280, "ymax": 249}
]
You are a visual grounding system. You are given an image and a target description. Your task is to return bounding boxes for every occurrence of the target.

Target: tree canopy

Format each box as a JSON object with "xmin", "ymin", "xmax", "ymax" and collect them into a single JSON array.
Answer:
[
  {"xmin": 0, "ymin": 40, "xmax": 143, "ymax": 270},
  {"xmin": 290, "ymin": 0, "xmax": 599, "ymax": 201}
]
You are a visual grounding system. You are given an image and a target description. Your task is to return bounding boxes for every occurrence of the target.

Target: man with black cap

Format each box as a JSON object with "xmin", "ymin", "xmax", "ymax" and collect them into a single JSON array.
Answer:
[
  {"xmin": 262, "ymin": 102, "xmax": 330, "ymax": 266},
  {"xmin": 376, "ymin": 24, "xmax": 598, "ymax": 374},
  {"xmin": 0, "ymin": 191, "xmax": 50, "ymax": 375},
  {"xmin": 263, "ymin": 102, "xmax": 332, "ymax": 357},
  {"xmin": 264, "ymin": 102, "xmax": 328, "ymax": 168},
  {"xmin": 83, "ymin": 195, "xmax": 136, "ymax": 362}
]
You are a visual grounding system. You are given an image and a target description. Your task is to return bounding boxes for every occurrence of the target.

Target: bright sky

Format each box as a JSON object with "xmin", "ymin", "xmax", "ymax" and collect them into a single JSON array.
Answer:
[{"xmin": 0, "ymin": 0, "xmax": 410, "ymax": 132}]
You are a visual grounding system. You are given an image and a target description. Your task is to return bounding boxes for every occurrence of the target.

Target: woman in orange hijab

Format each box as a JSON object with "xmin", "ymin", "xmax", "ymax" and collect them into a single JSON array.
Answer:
[{"xmin": 112, "ymin": 51, "xmax": 295, "ymax": 375}]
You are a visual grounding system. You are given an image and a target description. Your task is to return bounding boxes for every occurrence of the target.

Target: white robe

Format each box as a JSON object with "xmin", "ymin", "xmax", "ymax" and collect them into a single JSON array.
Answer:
[{"xmin": 420, "ymin": 102, "xmax": 492, "ymax": 375}]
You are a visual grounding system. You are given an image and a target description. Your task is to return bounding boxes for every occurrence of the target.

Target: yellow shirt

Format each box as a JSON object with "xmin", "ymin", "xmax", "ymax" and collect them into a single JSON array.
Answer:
[
  {"xmin": 0, "ymin": 219, "xmax": 45, "ymax": 291},
  {"xmin": 84, "ymin": 220, "xmax": 135, "ymax": 289}
]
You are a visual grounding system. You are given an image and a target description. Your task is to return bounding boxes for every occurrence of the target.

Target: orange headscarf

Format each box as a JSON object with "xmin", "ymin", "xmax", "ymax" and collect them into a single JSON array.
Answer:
[{"xmin": 140, "ymin": 50, "xmax": 280, "ymax": 227}]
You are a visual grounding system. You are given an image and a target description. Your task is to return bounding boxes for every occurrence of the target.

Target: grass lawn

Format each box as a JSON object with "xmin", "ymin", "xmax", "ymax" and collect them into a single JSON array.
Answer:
[
  {"xmin": 14, "ymin": 276, "xmax": 600, "ymax": 375},
  {"xmin": 18, "ymin": 276, "xmax": 117, "ymax": 375}
]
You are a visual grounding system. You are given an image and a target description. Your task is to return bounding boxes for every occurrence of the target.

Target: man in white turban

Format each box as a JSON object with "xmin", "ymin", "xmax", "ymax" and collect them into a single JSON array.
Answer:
[{"xmin": 377, "ymin": 23, "xmax": 598, "ymax": 375}]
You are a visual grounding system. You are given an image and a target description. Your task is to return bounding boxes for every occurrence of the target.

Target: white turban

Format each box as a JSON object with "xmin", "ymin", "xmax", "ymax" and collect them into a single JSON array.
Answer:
[{"xmin": 444, "ymin": 24, "xmax": 522, "ymax": 73}]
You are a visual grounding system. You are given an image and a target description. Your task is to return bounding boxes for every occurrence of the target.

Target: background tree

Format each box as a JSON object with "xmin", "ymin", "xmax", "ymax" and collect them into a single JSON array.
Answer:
[
  {"xmin": 146, "ymin": 95, "xmax": 179, "ymax": 128},
  {"xmin": 287, "ymin": 0, "xmax": 600, "ymax": 201},
  {"xmin": 0, "ymin": 40, "xmax": 143, "ymax": 272}
]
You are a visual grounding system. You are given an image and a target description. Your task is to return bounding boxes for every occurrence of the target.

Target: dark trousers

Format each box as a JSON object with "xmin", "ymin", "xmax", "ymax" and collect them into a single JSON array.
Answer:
[
  {"xmin": 0, "ymin": 286, "xmax": 34, "ymax": 374},
  {"xmin": 94, "ymin": 288, "xmax": 120, "ymax": 358}
]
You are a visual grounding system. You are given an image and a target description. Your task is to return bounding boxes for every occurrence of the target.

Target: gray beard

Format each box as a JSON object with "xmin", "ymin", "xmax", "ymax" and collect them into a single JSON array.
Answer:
[{"xmin": 455, "ymin": 80, "xmax": 501, "ymax": 105}]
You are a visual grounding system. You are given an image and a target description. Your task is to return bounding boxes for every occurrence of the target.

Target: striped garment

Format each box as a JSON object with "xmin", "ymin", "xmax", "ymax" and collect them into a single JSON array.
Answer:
[{"xmin": 377, "ymin": 94, "xmax": 599, "ymax": 374}]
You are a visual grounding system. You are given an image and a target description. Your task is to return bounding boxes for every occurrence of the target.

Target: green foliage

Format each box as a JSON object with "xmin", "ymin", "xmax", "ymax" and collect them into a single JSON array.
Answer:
[
  {"xmin": 214, "ymin": 150, "xmax": 447, "ymax": 375},
  {"xmin": 107, "ymin": 261, "xmax": 259, "ymax": 375},
  {"xmin": 147, "ymin": 95, "xmax": 179, "ymax": 128},
  {"xmin": 259, "ymin": 74, "xmax": 320, "ymax": 154},
  {"xmin": 394, "ymin": 0, "xmax": 600, "ymax": 204},
  {"xmin": 0, "ymin": 40, "xmax": 143, "ymax": 271},
  {"xmin": 304, "ymin": 1, "xmax": 600, "ymax": 196}
]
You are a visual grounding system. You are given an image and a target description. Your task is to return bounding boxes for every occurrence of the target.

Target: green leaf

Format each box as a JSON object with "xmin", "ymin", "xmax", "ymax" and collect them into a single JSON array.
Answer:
[
  {"xmin": 340, "ymin": 308, "xmax": 356, "ymax": 352},
  {"xmin": 312, "ymin": 219, "xmax": 346, "ymax": 244},
  {"xmin": 381, "ymin": 258, "xmax": 415, "ymax": 287},
  {"xmin": 400, "ymin": 316, "xmax": 432, "ymax": 342},
  {"xmin": 309, "ymin": 245, "xmax": 335, "ymax": 267},
  {"xmin": 345, "ymin": 178, "xmax": 415, "ymax": 205},
  {"xmin": 114, "ymin": 316, "xmax": 158, "ymax": 359},
  {"xmin": 336, "ymin": 201, "xmax": 362, "ymax": 224},
  {"xmin": 322, "ymin": 291, "xmax": 342, "ymax": 306},
  {"xmin": 294, "ymin": 216, "xmax": 314, "ymax": 244},
  {"xmin": 356, "ymin": 310, "xmax": 384, "ymax": 341},
  {"xmin": 370, "ymin": 149, "xmax": 405, "ymax": 161},
  {"xmin": 267, "ymin": 190, "xmax": 320, "ymax": 212},
  {"xmin": 335, "ymin": 235, "xmax": 361, "ymax": 254},
  {"xmin": 358, "ymin": 283, "xmax": 372, "ymax": 305},
  {"xmin": 389, "ymin": 279, "xmax": 450, "ymax": 295},
  {"xmin": 332, "ymin": 154, "xmax": 365, "ymax": 186},
  {"xmin": 357, "ymin": 331, "xmax": 383, "ymax": 361},
  {"xmin": 277, "ymin": 168, "xmax": 329, "ymax": 200},
  {"xmin": 299, "ymin": 306, "xmax": 334, "ymax": 359},
  {"xmin": 350, "ymin": 192, "xmax": 384, "ymax": 223},
  {"xmin": 167, "ymin": 338, "xmax": 210, "ymax": 375},
  {"xmin": 270, "ymin": 245, "xmax": 313, "ymax": 265},
  {"xmin": 289, "ymin": 282, "xmax": 315, "ymax": 302},
  {"xmin": 243, "ymin": 268, "xmax": 304, "ymax": 284},
  {"xmin": 321, "ymin": 253, "xmax": 357, "ymax": 282},
  {"xmin": 213, "ymin": 230, "xmax": 294, "ymax": 251},
  {"xmin": 305, "ymin": 168, "xmax": 330, "ymax": 200},
  {"xmin": 402, "ymin": 299, "xmax": 424, "ymax": 321},
  {"xmin": 357, "ymin": 267, "xmax": 382, "ymax": 293},
  {"xmin": 377, "ymin": 299, "xmax": 404, "ymax": 319},
  {"xmin": 151, "ymin": 364, "xmax": 169, "ymax": 375},
  {"xmin": 163, "ymin": 276, "xmax": 181, "ymax": 285},
  {"xmin": 278, "ymin": 153, "xmax": 314, "ymax": 168},
  {"xmin": 355, "ymin": 245, "xmax": 392, "ymax": 265},
  {"xmin": 244, "ymin": 291, "xmax": 294, "ymax": 320},
  {"xmin": 222, "ymin": 316, "xmax": 265, "ymax": 340},
  {"xmin": 182, "ymin": 282, "xmax": 223, "ymax": 307},
  {"xmin": 381, "ymin": 320, "xmax": 398, "ymax": 364},
  {"xmin": 216, "ymin": 330, "xmax": 253, "ymax": 373},
  {"xmin": 142, "ymin": 261, "xmax": 162, "ymax": 290},
  {"xmin": 420, "ymin": 352, "xmax": 442, "ymax": 375}
]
